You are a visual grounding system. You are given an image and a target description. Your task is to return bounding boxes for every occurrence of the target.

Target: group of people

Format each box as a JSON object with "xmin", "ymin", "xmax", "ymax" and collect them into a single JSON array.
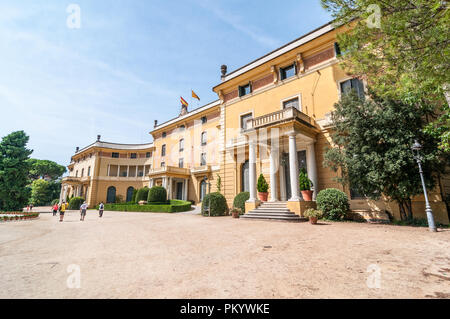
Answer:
[{"xmin": 51, "ymin": 201, "xmax": 105, "ymax": 222}]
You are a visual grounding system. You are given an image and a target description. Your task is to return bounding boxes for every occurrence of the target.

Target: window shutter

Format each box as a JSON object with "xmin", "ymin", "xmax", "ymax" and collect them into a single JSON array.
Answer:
[{"xmin": 334, "ymin": 42, "xmax": 341, "ymax": 57}]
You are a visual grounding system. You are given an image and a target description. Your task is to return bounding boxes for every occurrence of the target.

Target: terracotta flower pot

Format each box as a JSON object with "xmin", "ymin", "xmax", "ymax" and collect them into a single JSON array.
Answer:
[
  {"xmin": 301, "ymin": 190, "xmax": 313, "ymax": 201},
  {"xmin": 232, "ymin": 211, "xmax": 240, "ymax": 219},
  {"xmin": 258, "ymin": 192, "xmax": 268, "ymax": 202},
  {"xmin": 309, "ymin": 217, "xmax": 318, "ymax": 225}
]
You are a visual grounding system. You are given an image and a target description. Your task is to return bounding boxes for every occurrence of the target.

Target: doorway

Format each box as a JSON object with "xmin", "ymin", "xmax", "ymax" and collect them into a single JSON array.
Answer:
[
  {"xmin": 282, "ymin": 150, "xmax": 307, "ymax": 200},
  {"xmin": 176, "ymin": 182, "xmax": 183, "ymax": 200}
]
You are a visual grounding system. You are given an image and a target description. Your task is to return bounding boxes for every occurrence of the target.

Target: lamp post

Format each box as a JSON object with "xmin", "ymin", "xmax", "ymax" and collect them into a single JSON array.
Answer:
[
  {"xmin": 203, "ymin": 176, "xmax": 211, "ymax": 217},
  {"xmin": 412, "ymin": 140, "xmax": 437, "ymax": 232}
]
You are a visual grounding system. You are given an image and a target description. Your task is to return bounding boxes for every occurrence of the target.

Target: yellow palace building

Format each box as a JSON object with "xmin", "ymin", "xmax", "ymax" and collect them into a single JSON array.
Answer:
[{"xmin": 61, "ymin": 22, "xmax": 450, "ymax": 224}]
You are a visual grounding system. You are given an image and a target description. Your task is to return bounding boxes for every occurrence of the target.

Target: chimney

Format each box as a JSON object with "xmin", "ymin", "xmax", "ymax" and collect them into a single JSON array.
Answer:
[
  {"xmin": 75, "ymin": 147, "xmax": 79, "ymax": 153},
  {"xmin": 221, "ymin": 65, "xmax": 227, "ymax": 81},
  {"xmin": 97, "ymin": 135, "xmax": 101, "ymax": 141},
  {"xmin": 154, "ymin": 120, "xmax": 158, "ymax": 128}
]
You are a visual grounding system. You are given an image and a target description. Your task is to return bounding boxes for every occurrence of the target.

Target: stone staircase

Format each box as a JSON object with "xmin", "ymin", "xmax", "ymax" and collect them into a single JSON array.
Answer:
[{"xmin": 241, "ymin": 202, "xmax": 304, "ymax": 222}]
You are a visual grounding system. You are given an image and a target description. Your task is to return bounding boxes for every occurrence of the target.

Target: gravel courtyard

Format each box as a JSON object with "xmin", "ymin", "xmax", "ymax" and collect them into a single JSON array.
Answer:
[{"xmin": 0, "ymin": 209, "xmax": 449, "ymax": 299}]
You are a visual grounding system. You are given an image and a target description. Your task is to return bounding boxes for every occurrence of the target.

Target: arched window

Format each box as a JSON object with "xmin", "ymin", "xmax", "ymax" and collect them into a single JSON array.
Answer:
[
  {"xmin": 200, "ymin": 180, "xmax": 207, "ymax": 202},
  {"xmin": 179, "ymin": 139, "xmax": 184, "ymax": 152},
  {"xmin": 126, "ymin": 187, "xmax": 134, "ymax": 202},
  {"xmin": 241, "ymin": 160, "xmax": 249, "ymax": 192},
  {"xmin": 201, "ymin": 132, "xmax": 207, "ymax": 146},
  {"xmin": 106, "ymin": 186, "xmax": 116, "ymax": 203}
]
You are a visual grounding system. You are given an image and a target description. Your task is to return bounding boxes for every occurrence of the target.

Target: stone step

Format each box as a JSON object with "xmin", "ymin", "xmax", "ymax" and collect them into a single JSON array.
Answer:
[
  {"xmin": 255, "ymin": 208, "xmax": 291, "ymax": 212},
  {"xmin": 240, "ymin": 215, "xmax": 303, "ymax": 222}
]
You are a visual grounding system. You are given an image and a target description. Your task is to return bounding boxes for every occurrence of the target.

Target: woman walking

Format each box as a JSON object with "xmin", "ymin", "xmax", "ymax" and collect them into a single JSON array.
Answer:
[
  {"xmin": 59, "ymin": 202, "xmax": 66, "ymax": 222},
  {"xmin": 52, "ymin": 203, "xmax": 59, "ymax": 216}
]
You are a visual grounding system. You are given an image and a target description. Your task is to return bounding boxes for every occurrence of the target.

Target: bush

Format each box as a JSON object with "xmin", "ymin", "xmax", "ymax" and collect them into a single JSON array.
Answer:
[
  {"xmin": 304, "ymin": 208, "xmax": 323, "ymax": 219},
  {"xmin": 98, "ymin": 200, "xmax": 191, "ymax": 213},
  {"xmin": 68, "ymin": 197, "xmax": 85, "ymax": 210},
  {"xmin": 51, "ymin": 199, "xmax": 59, "ymax": 205},
  {"xmin": 131, "ymin": 189, "xmax": 138, "ymax": 203},
  {"xmin": 257, "ymin": 174, "xmax": 268, "ymax": 193},
  {"xmin": 299, "ymin": 168, "xmax": 313, "ymax": 191},
  {"xmin": 201, "ymin": 192, "xmax": 228, "ymax": 217},
  {"xmin": 148, "ymin": 186, "xmax": 167, "ymax": 203},
  {"xmin": 135, "ymin": 187, "xmax": 150, "ymax": 203},
  {"xmin": 233, "ymin": 192, "xmax": 249, "ymax": 213},
  {"xmin": 316, "ymin": 188, "xmax": 349, "ymax": 220},
  {"xmin": 115, "ymin": 195, "xmax": 124, "ymax": 204}
]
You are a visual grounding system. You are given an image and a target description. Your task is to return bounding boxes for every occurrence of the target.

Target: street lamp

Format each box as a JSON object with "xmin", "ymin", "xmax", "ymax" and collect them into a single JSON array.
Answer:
[
  {"xmin": 412, "ymin": 140, "xmax": 437, "ymax": 232},
  {"xmin": 203, "ymin": 176, "xmax": 212, "ymax": 217}
]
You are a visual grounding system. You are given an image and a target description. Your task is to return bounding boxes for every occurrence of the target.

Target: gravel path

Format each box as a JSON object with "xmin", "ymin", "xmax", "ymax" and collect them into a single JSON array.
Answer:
[{"xmin": 0, "ymin": 210, "xmax": 449, "ymax": 299}]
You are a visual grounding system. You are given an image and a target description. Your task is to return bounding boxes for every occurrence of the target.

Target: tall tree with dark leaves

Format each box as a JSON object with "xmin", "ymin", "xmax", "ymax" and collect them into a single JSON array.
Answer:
[
  {"xmin": 324, "ymin": 91, "xmax": 446, "ymax": 220},
  {"xmin": 321, "ymin": 0, "xmax": 450, "ymax": 151},
  {"xmin": 0, "ymin": 131, "xmax": 33, "ymax": 211}
]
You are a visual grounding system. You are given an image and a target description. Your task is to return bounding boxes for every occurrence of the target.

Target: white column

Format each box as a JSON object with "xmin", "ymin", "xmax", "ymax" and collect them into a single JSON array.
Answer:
[
  {"xmin": 279, "ymin": 164, "xmax": 287, "ymax": 201},
  {"xmin": 247, "ymin": 139, "xmax": 257, "ymax": 202},
  {"xmin": 269, "ymin": 147, "xmax": 279, "ymax": 202},
  {"xmin": 167, "ymin": 177, "xmax": 172, "ymax": 200},
  {"xmin": 149, "ymin": 178, "xmax": 154, "ymax": 188},
  {"xmin": 183, "ymin": 179, "xmax": 189, "ymax": 201},
  {"xmin": 288, "ymin": 133, "xmax": 301, "ymax": 201},
  {"xmin": 59, "ymin": 184, "xmax": 65, "ymax": 203},
  {"xmin": 306, "ymin": 142, "xmax": 318, "ymax": 200}
]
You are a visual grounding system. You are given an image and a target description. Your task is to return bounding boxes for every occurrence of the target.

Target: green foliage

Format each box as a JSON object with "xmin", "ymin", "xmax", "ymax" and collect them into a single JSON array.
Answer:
[
  {"xmin": 233, "ymin": 192, "xmax": 250, "ymax": 213},
  {"xmin": 131, "ymin": 189, "xmax": 138, "ymax": 203},
  {"xmin": 324, "ymin": 91, "xmax": 445, "ymax": 220},
  {"xmin": 115, "ymin": 195, "xmax": 124, "ymax": 204},
  {"xmin": 147, "ymin": 186, "xmax": 167, "ymax": 203},
  {"xmin": 304, "ymin": 208, "xmax": 323, "ymax": 219},
  {"xmin": 135, "ymin": 187, "xmax": 150, "ymax": 203},
  {"xmin": 28, "ymin": 159, "xmax": 66, "ymax": 181},
  {"xmin": 321, "ymin": 0, "xmax": 450, "ymax": 151},
  {"xmin": 30, "ymin": 180, "xmax": 61, "ymax": 206},
  {"xmin": 216, "ymin": 174, "xmax": 222, "ymax": 193},
  {"xmin": 0, "ymin": 131, "xmax": 33, "ymax": 211},
  {"xmin": 68, "ymin": 197, "xmax": 85, "ymax": 210},
  {"xmin": 257, "ymin": 174, "xmax": 268, "ymax": 193},
  {"xmin": 299, "ymin": 169, "xmax": 313, "ymax": 191},
  {"xmin": 98, "ymin": 200, "xmax": 191, "ymax": 213},
  {"xmin": 201, "ymin": 192, "xmax": 228, "ymax": 217},
  {"xmin": 316, "ymin": 189, "xmax": 349, "ymax": 220},
  {"xmin": 51, "ymin": 199, "xmax": 59, "ymax": 205}
]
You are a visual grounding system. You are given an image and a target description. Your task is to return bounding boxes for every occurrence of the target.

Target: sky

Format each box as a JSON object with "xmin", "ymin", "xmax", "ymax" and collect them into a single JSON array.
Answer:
[{"xmin": 0, "ymin": 0, "xmax": 332, "ymax": 167}]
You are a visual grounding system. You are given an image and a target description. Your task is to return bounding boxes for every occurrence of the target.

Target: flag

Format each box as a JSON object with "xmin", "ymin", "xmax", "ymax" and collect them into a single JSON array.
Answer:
[
  {"xmin": 180, "ymin": 96, "xmax": 189, "ymax": 107},
  {"xmin": 192, "ymin": 90, "xmax": 200, "ymax": 101}
]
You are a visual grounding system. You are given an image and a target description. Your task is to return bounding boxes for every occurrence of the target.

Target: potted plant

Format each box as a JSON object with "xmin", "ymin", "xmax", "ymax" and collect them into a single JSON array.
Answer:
[
  {"xmin": 304, "ymin": 208, "xmax": 323, "ymax": 225},
  {"xmin": 257, "ymin": 174, "xmax": 269, "ymax": 202},
  {"xmin": 231, "ymin": 207, "xmax": 241, "ymax": 219},
  {"xmin": 299, "ymin": 169, "xmax": 313, "ymax": 201}
]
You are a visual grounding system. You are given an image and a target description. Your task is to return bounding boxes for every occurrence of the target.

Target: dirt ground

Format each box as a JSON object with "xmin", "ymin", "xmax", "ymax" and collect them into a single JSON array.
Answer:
[{"xmin": 0, "ymin": 208, "xmax": 449, "ymax": 299}]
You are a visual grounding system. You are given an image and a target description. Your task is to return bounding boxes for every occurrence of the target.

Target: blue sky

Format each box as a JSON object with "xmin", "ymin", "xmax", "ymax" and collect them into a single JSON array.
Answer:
[{"xmin": 0, "ymin": 0, "xmax": 331, "ymax": 166}]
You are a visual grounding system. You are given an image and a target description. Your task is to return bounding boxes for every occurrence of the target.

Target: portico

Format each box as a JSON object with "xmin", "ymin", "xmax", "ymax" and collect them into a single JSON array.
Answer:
[{"xmin": 148, "ymin": 166, "xmax": 190, "ymax": 201}]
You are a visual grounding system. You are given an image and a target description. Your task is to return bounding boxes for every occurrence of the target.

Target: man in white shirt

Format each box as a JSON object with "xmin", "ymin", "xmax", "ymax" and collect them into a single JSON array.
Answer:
[{"xmin": 80, "ymin": 202, "xmax": 88, "ymax": 221}]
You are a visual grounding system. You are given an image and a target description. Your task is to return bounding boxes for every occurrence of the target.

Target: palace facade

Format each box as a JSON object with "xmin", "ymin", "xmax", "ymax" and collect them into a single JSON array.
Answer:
[{"xmin": 61, "ymin": 22, "xmax": 450, "ymax": 224}]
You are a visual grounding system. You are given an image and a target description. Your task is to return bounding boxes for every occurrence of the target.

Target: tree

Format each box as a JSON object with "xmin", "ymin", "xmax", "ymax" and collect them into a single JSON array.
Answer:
[
  {"xmin": 0, "ymin": 131, "xmax": 33, "ymax": 211},
  {"xmin": 30, "ymin": 179, "xmax": 52, "ymax": 206},
  {"xmin": 28, "ymin": 159, "xmax": 66, "ymax": 180},
  {"xmin": 324, "ymin": 91, "xmax": 445, "ymax": 220},
  {"xmin": 321, "ymin": 0, "xmax": 450, "ymax": 151}
]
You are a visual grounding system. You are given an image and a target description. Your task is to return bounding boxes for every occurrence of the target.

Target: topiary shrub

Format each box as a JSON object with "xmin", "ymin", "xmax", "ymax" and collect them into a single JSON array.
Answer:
[
  {"xmin": 201, "ymin": 192, "xmax": 228, "ymax": 217},
  {"xmin": 316, "ymin": 188, "xmax": 349, "ymax": 220},
  {"xmin": 135, "ymin": 187, "xmax": 150, "ymax": 203},
  {"xmin": 131, "ymin": 189, "xmax": 138, "ymax": 203},
  {"xmin": 233, "ymin": 192, "xmax": 250, "ymax": 213},
  {"xmin": 148, "ymin": 186, "xmax": 167, "ymax": 203},
  {"xmin": 68, "ymin": 197, "xmax": 85, "ymax": 210},
  {"xmin": 257, "ymin": 174, "xmax": 269, "ymax": 193}
]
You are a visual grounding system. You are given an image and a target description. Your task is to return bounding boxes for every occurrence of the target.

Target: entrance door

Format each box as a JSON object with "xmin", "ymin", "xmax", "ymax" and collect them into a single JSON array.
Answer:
[
  {"xmin": 106, "ymin": 186, "xmax": 116, "ymax": 203},
  {"xmin": 283, "ymin": 151, "xmax": 307, "ymax": 200},
  {"xmin": 176, "ymin": 182, "xmax": 183, "ymax": 200},
  {"xmin": 241, "ymin": 160, "xmax": 249, "ymax": 192}
]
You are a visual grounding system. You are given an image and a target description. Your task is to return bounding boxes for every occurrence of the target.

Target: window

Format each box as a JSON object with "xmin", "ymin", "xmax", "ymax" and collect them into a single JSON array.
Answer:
[
  {"xmin": 179, "ymin": 125, "xmax": 185, "ymax": 131},
  {"xmin": 340, "ymin": 78, "xmax": 365, "ymax": 100},
  {"xmin": 87, "ymin": 166, "xmax": 91, "ymax": 177},
  {"xmin": 75, "ymin": 170, "xmax": 78, "ymax": 177},
  {"xmin": 162, "ymin": 132, "xmax": 167, "ymax": 138},
  {"xmin": 201, "ymin": 132, "xmax": 207, "ymax": 146},
  {"xmin": 334, "ymin": 42, "xmax": 341, "ymax": 57},
  {"xmin": 161, "ymin": 162, "xmax": 166, "ymax": 168},
  {"xmin": 112, "ymin": 152, "xmax": 119, "ymax": 158},
  {"xmin": 179, "ymin": 139, "xmax": 184, "ymax": 152},
  {"xmin": 146, "ymin": 152, "xmax": 151, "ymax": 158},
  {"xmin": 239, "ymin": 83, "xmax": 252, "ymax": 97},
  {"xmin": 280, "ymin": 63, "xmax": 297, "ymax": 80},
  {"xmin": 161, "ymin": 144, "xmax": 166, "ymax": 157},
  {"xmin": 130, "ymin": 153, "xmax": 137, "ymax": 159},
  {"xmin": 126, "ymin": 187, "xmax": 134, "ymax": 203},
  {"xmin": 201, "ymin": 116, "xmax": 207, "ymax": 124},
  {"xmin": 179, "ymin": 158, "xmax": 184, "ymax": 168},
  {"xmin": 283, "ymin": 97, "xmax": 300, "ymax": 110},
  {"xmin": 81, "ymin": 168, "xmax": 84, "ymax": 177},
  {"xmin": 200, "ymin": 153, "xmax": 207, "ymax": 166},
  {"xmin": 106, "ymin": 186, "xmax": 116, "ymax": 203},
  {"xmin": 240, "ymin": 113, "xmax": 253, "ymax": 130}
]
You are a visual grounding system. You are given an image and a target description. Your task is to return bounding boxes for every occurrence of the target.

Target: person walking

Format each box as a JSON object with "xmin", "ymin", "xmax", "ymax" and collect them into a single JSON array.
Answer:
[
  {"xmin": 98, "ymin": 202, "xmax": 104, "ymax": 218},
  {"xmin": 52, "ymin": 203, "xmax": 58, "ymax": 216},
  {"xmin": 59, "ymin": 202, "xmax": 66, "ymax": 222},
  {"xmin": 80, "ymin": 202, "xmax": 88, "ymax": 221}
]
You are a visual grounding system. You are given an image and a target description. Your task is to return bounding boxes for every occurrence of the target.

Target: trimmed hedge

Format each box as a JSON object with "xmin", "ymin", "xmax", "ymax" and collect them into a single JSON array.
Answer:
[
  {"xmin": 233, "ymin": 192, "xmax": 249, "ymax": 213},
  {"xmin": 148, "ymin": 186, "xmax": 167, "ymax": 203},
  {"xmin": 97, "ymin": 200, "xmax": 191, "ymax": 213},
  {"xmin": 316, "ymin": 188, "xmax": 349, "ymax": 220},
  {"xmin": 135, "ymin": 187, "xmax": 150, "ymax": 203},
  {"xmin": 201, "ymin": 192, "xmax": 228, "ymax": 217},
  {"xmin": 68, "ymin": 197, "xmax": 85, "ymax": 210}
]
